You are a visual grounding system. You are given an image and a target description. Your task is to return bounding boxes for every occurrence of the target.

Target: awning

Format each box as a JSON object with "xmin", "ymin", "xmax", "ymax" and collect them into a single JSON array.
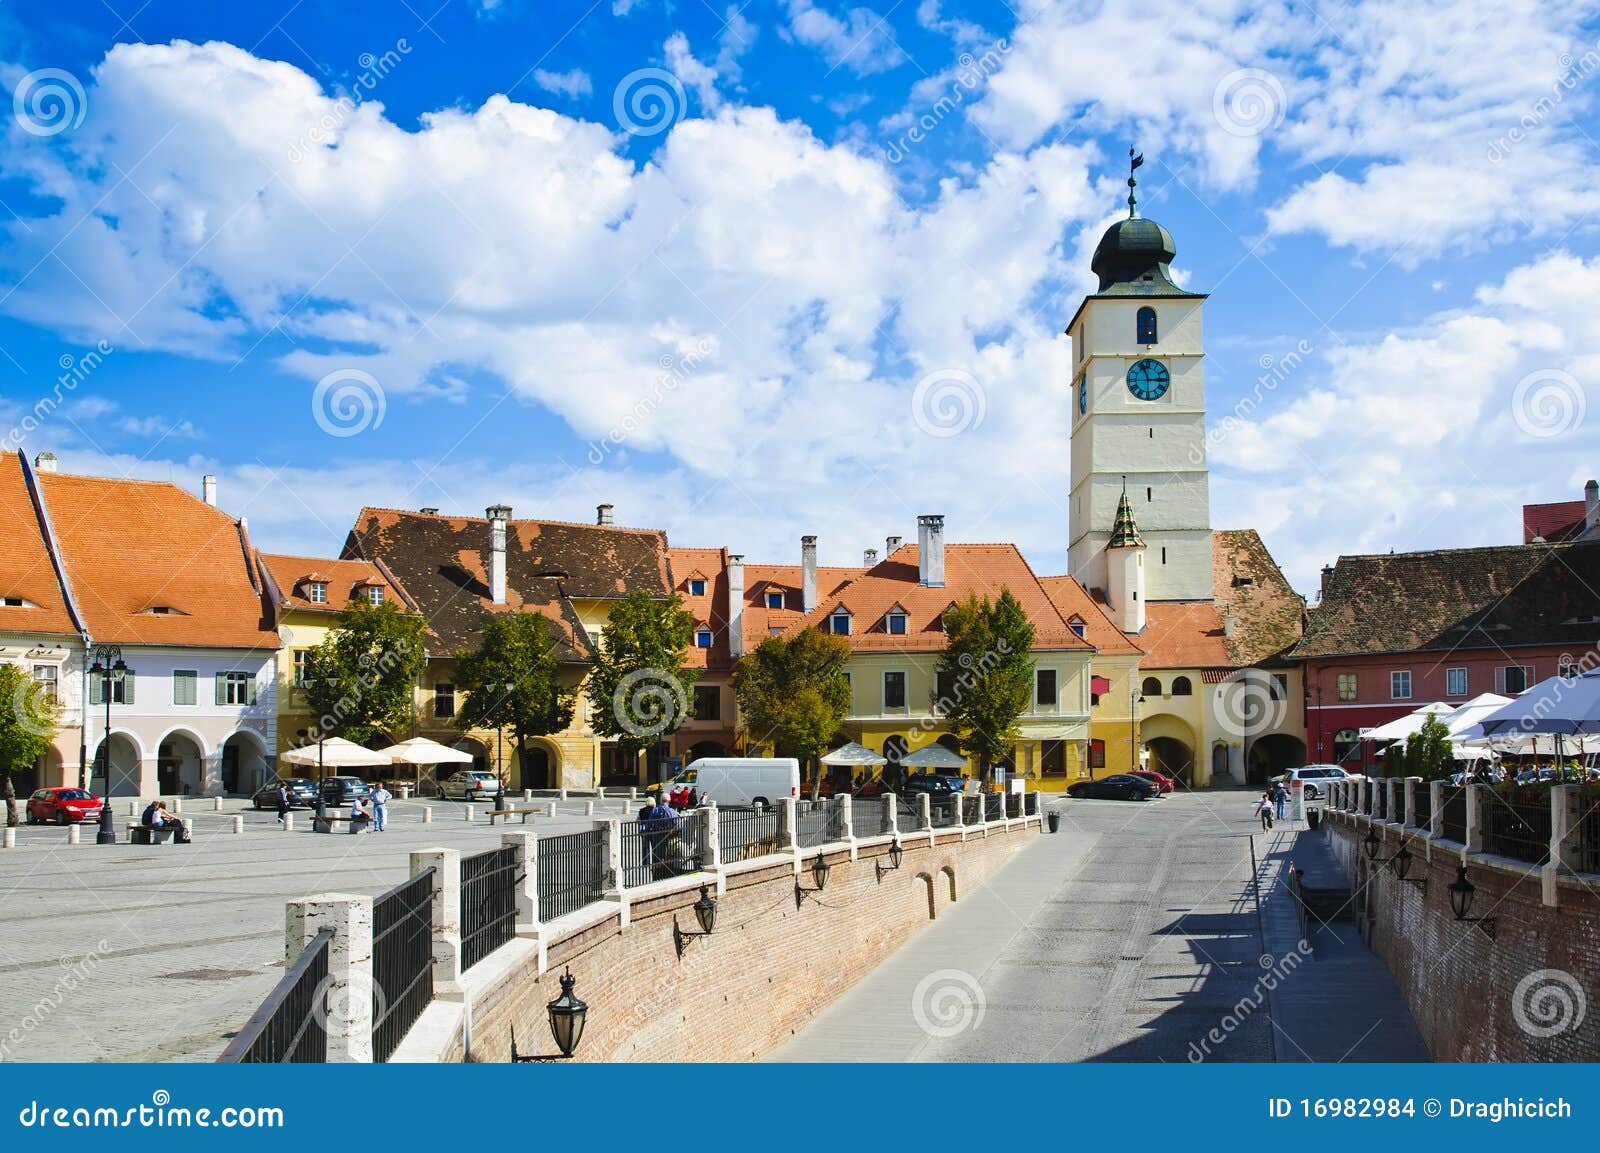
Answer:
[
  {"xmin": 387, "ymin": 737, "xmax": 476, "ymax": 765},
  {"xmin": 820, "ymin": 741, "xmax": 887, "ymax": 766},
  {"xmin": 1091, "ymin": 675, "xmax": 1112, "ymax": 695},
  {"xmin": 280, "ymin": 737, "xmax": 392, "ymax": 768}
]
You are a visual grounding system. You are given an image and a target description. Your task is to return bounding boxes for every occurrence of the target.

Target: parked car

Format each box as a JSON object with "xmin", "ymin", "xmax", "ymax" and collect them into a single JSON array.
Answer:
[
  {"xmin": 26, "ymin": 787, "xmax": 104, "ymax": 825},
  {"xmin": 900, "ymin": 773, "xmax": 964, "ymax": 797},
  {"xmin": 251, "ymin": 778, "xmax": 319, "ymax": 810},
  {"xmin": 437, "ymin": 770, "xmax": 501, "ymax": 801},
  {"xmin": 677, "ymin": 758, "xmax": 800, "ymax": 807},
  {"xmin": 1067, "ymin": 774, "xmax": 1156, "ymax": 801},
  {"xmin": 1272, "ymin": 764, "xmax": 1360, "ymax": 800},
  {"xmin": 1130, "ymin": 769, "xmax": 1176, "ymax": 794},
  {"xmin": 320, "ymin": 776, "xmax": 374, "ymax": 805}
]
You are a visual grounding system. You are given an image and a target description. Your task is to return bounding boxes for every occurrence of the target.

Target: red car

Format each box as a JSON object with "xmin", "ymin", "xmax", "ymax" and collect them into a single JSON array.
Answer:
[
  {"xmin": 1130, "ymin": 770, "xmax": 1176, "ymax": 794},
  {"xmin": 26, "ymin": 787, "xmax": 105, "ymax": 824}
]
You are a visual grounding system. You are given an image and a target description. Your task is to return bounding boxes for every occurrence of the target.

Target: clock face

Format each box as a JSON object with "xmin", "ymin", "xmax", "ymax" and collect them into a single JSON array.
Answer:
[
  {"xmin": 1126, "ymin": 358, "xmax": 1170, "ymax": 401},
  {"xmin": 1077, "ymin": 374, "xmax": 1087, "ymax": 415}
]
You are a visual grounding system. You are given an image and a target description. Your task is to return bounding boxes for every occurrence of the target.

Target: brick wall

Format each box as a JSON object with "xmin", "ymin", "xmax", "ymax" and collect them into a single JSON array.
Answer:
[
  {"xmin": 450, "ymin": 828, "xmax": 1034, "ymax": 1062},
  {"xmin": 1326, "ymin": 819, "xmax": 1600, "ymax": 1061}
]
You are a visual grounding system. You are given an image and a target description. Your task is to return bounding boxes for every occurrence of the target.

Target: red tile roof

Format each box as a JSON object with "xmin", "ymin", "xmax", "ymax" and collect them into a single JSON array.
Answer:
[
  {"xmin": 739, "ymin": 562, "xmax": 861, "ymax": 651},
  {"xmin": 1037, "ymin": 575, "xmax": 1143, "ymax": 657},
  {"xmin": 259, "ymin": 553, "xmax": 416, "ymax": 616},
  {"xmin": 1139, "ymin": 600, "xmax": 1232, "ymax": 668},
  {"xmin": 787, "ymin": 543, "xmax": 1093, "ymax": 652},
  {"xmin": 36, "ymin": 470, "xmax": 276, "ymax": 649},
  {"xmin": 0, "ymin": 454, "xmax": 78, "ymax": 637},
  {"xmin": 669, "ymin": 546, "xmax": 730, "ymax": 670},
  {"xmin": 1523, "ymin": 499, "xmax": 1587, "ymax": 544}
]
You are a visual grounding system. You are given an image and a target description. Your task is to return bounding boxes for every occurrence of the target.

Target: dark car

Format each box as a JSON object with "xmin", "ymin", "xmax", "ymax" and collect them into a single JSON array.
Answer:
[
  {"xmin": 900, "ymin": 773, "xmax": 963, "ymax": 796},
  {"xmin": 26, "ymin": 787, "xmax": 104, "ymax": 824},
  {"xmin": 1067, "ymin": 774, "xmax": 1156, "ymax": 801},
  {"xmin": 319, "ymin": 776, "xmax": 373, "ymax": 805},
  {"xmin": 251, "ymin": 778, "xmax": 319, "ymax": 810}
]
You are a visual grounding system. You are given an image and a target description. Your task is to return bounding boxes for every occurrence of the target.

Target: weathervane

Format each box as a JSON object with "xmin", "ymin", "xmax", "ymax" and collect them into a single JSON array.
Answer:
[{"xmin": 1127, "ymin": 148, "xmax": 1144, "ymax": 218}]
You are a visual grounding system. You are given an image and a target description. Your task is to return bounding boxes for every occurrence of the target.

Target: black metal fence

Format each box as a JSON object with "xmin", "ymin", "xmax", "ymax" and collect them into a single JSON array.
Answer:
[
  {"xmin": 984, "ymin": 793, "xmax": 1002, "ymax": 822},
  {"xmin": 930, "ymin": 796, "xmax": 959, "ymax": 828},
  {"xmin": 538, "ymin": 827, "xmax": 609, "ymax": 918},
  {"xmin": 1579, "ymin": 789, "xmax": 1600, "ymax": 876},
  {"xmin": 1024, "ymin": 793, "xmax": 1038, "ymax": 817},
  {"xmin": 898, "ymin": 798, "xmax": 926, "ymax": 830},
  {"xmin": 622, "ymin": 811, "xmax": 707, "ymax": 887},
  {"xmin": 217, "ymin": 927, "xmax": 331, "ymax": 1063},
  {"xmin": 718, "ymin": 805, "xmax": 782, "ymax": 861},
  {"xmin": 1373, "ymin": 785, "xmax": 1387, "ymax": 821},
  {"xmin": 1440, "ymin": 787, "xmax": 1467, "ymax": 843},
  {"xmin": 1410, "ymin": 787, "xmax": 1431, "ymax": 829},
  {"xmin": 460, "ymin": 846, "xmax": 519, "ymax": 972},
  {"xmin": 794, "ymin": 802, "xmax": 836, "ymax": 848},
  {"xmin": 372, "ymin": 870, "xmax": 434, "ymax": 1063},
  {"xmin": 1005, "ymin": 792, "xmax": 1021, "ymax": 818},
  {"xmin": 961, "ymin": 795, "xmax": 982, "ymax": 824},
  {"xmin": 1483, "ymin": 790, "xmax": 1552, "ymax": 865},
  {"xmin": 852, "ymin": 797, "xmax": 890, "ymax": 837}
]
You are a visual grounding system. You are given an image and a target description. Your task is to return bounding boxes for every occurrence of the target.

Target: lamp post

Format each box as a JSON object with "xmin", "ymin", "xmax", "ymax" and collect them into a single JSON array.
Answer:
[
  {"xmin": 297, "ymin": 725, "xmax": 327, "ymax": 820},
  {"xmin": 88, "ymin": 645, "xmax": 127, "ymax": 845}
]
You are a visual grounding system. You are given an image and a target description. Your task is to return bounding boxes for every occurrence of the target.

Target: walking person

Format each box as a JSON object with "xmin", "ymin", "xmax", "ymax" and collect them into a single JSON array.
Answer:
[
  {"xmin": 275, "ymin": 781, "xmax": 289, "ymax": 824},
  {"xmin": 1255, "ymin": 792, "xmax": 1274, "ymax": 831},
  {"xmin": 1271, "ymin": 779, "xmax": 1288, "ymax": 823},
  {"xmin": 370, "ymin": 782, "xmax": 391, "ymax": 832}
]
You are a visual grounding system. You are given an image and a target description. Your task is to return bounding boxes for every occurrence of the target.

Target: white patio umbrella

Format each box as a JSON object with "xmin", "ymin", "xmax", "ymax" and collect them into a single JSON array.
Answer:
[
  {"xmin": 897, "ymin": 744, "xmax": 969, "ymax": 770},
  {"xmin": 1360, "ymin": 702, "xmax": 1454, "ymax": 743},
  {"xmin": 1437, "ymin": 692, "xmax": 1513, "ymax": 737},
  {"xmin": 1477, "ymin": 668, "xmax": 1600, "ymax": 737},
  {"xmin": 820, "ymin": 742, "xmax": 887, "ymax": 766},
  {"xmin": 387, "ymin": 737, "xmax": 476, "ymax": 765},
  {"xmin": 280, "ymin": 737, "xmax": 392, "ymax": 769}
]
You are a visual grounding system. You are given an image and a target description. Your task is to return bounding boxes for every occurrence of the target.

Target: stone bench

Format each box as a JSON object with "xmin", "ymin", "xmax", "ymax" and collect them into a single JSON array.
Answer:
[
  {"xmin": 313, "ymin": 814, "xmax": 372, "ymax": 835},
  {"xmin": 486, "ymin": 809, "xmax": 535, "ymax": 826},
  {"xmin": 127, "ymin": 823, "xmax": 185, "ymax": 845}
]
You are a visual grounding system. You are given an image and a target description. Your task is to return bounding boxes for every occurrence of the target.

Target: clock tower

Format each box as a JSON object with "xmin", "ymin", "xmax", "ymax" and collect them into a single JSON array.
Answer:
[{"xmin": 1066, "ymin": 155, "xmax": 1214, "ymax": 612}]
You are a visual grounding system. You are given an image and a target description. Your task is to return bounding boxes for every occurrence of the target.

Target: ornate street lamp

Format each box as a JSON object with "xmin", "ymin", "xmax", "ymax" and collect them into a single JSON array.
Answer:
[
  {"xmin": 875, "ymin": 839, "xmax": 903, "ymax": 882},
  {"xmin": 511, "ymin": 969, "xmax": 589, "ymax": 1061},
  {"xmin": 794, "ymin": 853, "xmax": 830, "ymax": 909},
  {"xmin": 88, "ymin": 644, "xmax": 127, "ymax": 845},
  {"xmin": 673, "ymin": 884, "xmax": 718, "ymax": 957},
  {"xmin": 1447, "ymin": 866, "xmax": 1496, "ymax": 939}
]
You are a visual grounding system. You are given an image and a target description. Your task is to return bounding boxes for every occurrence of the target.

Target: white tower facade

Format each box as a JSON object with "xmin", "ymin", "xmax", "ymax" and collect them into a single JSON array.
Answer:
[{"xmin": 1066, "ymin": 202, "xmax": 1214, "ymax": 603}]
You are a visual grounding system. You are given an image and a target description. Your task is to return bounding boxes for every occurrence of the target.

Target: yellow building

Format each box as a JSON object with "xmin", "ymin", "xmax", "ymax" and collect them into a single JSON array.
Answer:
[
  {"xmin": 341, "ymin": 503, "xmax": 677, "ymax": 791},
  {"xmin": 1039, "ymin": 575, "xmax": 1144, "ymax": 779}
]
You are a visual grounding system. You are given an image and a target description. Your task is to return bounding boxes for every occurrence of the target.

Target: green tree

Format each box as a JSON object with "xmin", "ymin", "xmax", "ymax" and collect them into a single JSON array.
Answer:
[
  {"xmin": 934, "ymin": 590, "xmax": 1036, "ymax": 783},
  {"xmin": 454, "ymin": 613, "xmax": 578, "ymax": 786},
  {"xmin": 301, "ymin": 601, "xmax": 428, "ymax": 745},
  {"xmin": 732, "ymin": 629, "xmax": 852, "ymax": 798},
  {"xmin": 584, "ymin": 591, "xmax": 698, "ymax": 774},
  {"xmin": 0, "ymin": 664, "xmax": 59, "ymax": 826},
  {"xmin": 1402, "ymin": 713, "xmax": 1455, "ymax": 781}
]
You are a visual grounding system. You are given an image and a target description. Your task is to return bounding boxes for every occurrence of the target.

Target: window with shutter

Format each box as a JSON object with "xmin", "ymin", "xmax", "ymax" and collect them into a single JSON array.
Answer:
[
  {"xmin": 215, "ymin": 674, "xmax": 228, "ymax": 706},
  {"xmin": 119, "ymin": 673, "xmax": 134, "ymax": 706},
  {"xmin": 173, "ymin": 670, "xmax": 197, "ymax": 706}
]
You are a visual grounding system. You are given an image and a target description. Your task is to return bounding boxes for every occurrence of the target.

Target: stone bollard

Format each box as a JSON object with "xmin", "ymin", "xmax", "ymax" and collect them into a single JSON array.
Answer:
[
  {"xmin": 464, "ymin": 805, "xmax": 475, "ymax": 823},
  {"xmin": 181, "ymin": 819, "xmax": 194, "ymax": 842},
  {"xmin": 67, "ymin": 824, "xmax": 80, "ymax": 845},
  {"xmin": 559, "ymin": 788, "xmax": 568, "ymax": 802},
  {"xmin": 629, "ymin": 786, "xmax": 637, "ymax": 800},
  {"xmin": 232, "ymin": 815, "xmax": 244, "ymax": 834},
  {"xmin": 585, "ymin": 800, "xmax": 595, "ymax": 816},
  {"xmin": 522, "ymin": 789, "xmax": 532, "ymax": 802},
  {"xmin": 399, "ymin": 786, "xmax": 411, "ymax": 800},
  {"xmin": 213, "ymin": 796, "xmax": 223, "ymax": 812},
  {"xmin": 171, "ymin": 797, "xmax": 182, "ymax": 816},
  {"xmin": 285, "ymin": 893, "xmax": 375, "ymax": 1062},
  {"xmin": 422, "ymin": 806, "xmax": 433, "ymax": 824},
  {"xmin": 283, "ymin": 813, "xmax": 294, "ymax": 832},
  {"xmin": 2, "ymin": 828, "xmax": 14, "ymax": 849}
]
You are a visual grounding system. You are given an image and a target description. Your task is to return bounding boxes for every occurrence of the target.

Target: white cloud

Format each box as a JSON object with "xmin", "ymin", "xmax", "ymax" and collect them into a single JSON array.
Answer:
[
  {"xmin": 532, "ymin": 68, "xmax": 593, "ymax": 99},
  {"xmin": 782, "ymin": 0, "xmax": 907, "ymax": 75},
  {"xmin": 665, "ymin": 33, "xmax": 722, "ymax": 112}
]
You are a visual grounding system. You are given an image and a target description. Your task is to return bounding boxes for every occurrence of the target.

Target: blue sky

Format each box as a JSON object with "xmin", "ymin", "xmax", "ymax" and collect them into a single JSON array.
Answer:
[{"xmin": 1, "ymin": 0, "xmax": 1598, "ymax": 596}]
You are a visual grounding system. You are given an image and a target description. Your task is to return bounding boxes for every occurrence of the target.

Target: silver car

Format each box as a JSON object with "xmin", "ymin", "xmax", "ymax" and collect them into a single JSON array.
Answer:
[
  {"xmin": 1273, "ymin": 764, "xmax": 1361, "ymax": 800},
  {"xmin": 437, "ymin": 770, "xmax": 501, "ymax": 801}
]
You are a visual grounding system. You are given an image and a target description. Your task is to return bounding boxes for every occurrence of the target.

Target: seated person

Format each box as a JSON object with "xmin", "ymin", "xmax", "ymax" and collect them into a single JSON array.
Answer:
[
  {"xmin": 140, "ymin": 800, "xmax": 162, "ymax": 827},
  {"xmin": 348, "ymin": 797, "xmax": 373, "ymax": 825}
]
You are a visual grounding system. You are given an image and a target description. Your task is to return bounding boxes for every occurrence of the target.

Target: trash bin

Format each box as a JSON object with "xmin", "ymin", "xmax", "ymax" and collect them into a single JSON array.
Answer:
[
  {"xmin": 1047, "ymin": 811, "xmax": 1060, "ymax": 834},
  {"xmin": 1307, "ymin": 807, "xmax": 1321, "ymax": 830}
]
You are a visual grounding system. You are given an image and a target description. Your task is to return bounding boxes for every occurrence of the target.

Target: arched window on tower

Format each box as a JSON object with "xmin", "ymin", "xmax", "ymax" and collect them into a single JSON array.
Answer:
[
  {"xmin": 1140, "ymin": 676, "xmax": 1162, "ymax": 698},
  {"xmin": 1136, "ymin": 307, "xmax": 1157, "ymax": 345},
  {"xmin": 1170, "ymin": 676, "xmax": 1192, "ymax": 696}
]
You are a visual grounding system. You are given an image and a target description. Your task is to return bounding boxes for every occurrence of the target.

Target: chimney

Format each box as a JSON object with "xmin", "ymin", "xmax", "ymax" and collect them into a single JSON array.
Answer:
[
  {"xmin": 727, "ymin": 554, "xmax": 746, "ymax": 659},
  {"xmin": 202, "ymin": 474, "xmax": 217, "ymax": 506},
  {"xmin": 486, "ymin": 505, "xmax": 512, "ymax": 605},
  {"xmin": 917, "ymin": 515, "xmax": 945, "ymax": 588},
  {"xmin": 1223, "ymin": 610, "xmax": 1236, "ymax": 639},
  {"xmin": 596, "ymin": 503, "xmax": 614, "ymax": 526},
  {"xmin": 420, "ymin": 506, "xmax": 439, "ymax": 516},
  {"xmin": 864, "ymin": 548, "xmax": 879, "ymax": 566},
  {"xmin": 1320, "ymin": 564, "xmax": 1334, "ymax": 601},
  {"xmin": 1587, "ymin": 479, "xmax": 1598, "ymax": 532},
  {"xmin": 33, "ymin": 452, "xmax": 57, "ymax": 474},
  {"xmin": 885, "ymin": 535, "xmax": 902, "ymax": 555},
  {"xmin": 801, "ymin": 536, "xmax": 818, "ymax": 613}
]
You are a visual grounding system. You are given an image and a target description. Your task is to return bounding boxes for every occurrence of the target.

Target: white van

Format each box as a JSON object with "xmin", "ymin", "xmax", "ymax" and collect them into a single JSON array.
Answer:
[{"xmin": 676, "ymin": 758, "xmax": 801, "ymax": 807}]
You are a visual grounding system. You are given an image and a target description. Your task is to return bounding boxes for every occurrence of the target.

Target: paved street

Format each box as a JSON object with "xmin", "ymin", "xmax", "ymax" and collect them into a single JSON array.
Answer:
[
  {"xmin": 773, "ymin": 790, "xmax": 1428, "ymax": 1062},
  {"xmin": 0, "ymin": 796, "xmax": 628, "ymax": 1062}
]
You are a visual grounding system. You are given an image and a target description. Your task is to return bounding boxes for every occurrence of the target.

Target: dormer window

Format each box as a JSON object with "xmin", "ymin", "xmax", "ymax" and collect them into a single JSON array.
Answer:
[
  {"xmin": 765, "ymin": 591, "xmax": 784, "ymax": 610},
  {"xmin": 828, "ymin": 610, "xmax": 852, "ymax": 636},
  {"xmin": 694, "ymin": 627, "xmax": 714, "ymax": 648},
  {"xmin": 138, "ymin": 605, "xmax": 187, "ymax": 616},
  {"xmin": 688, "ymin": 578, "xmax": 707, "ymax": 597},
  {"xmin": 1, "ymin": 596, "xmax": 32, "ymax": 607},
  {"xmin": 885, "ymin": 607, "xmax": 908, "ymax": 635},
  {"xmin": 360, "ymin": 584, "xmax": 384, "ymax": 605},
  {"xmin": 1069, "ymin": 616, "xmax": 1086, "ymax": 639},
  {"xmin": 307, "ymin": 582, "xmax": 328, "ymax": 604}
]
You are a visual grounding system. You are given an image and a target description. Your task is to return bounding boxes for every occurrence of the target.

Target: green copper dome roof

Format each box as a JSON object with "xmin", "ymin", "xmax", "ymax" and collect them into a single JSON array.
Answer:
[{"xmin": 1090, "ymin": 215, "xmax": 1182, "ymax": 293}]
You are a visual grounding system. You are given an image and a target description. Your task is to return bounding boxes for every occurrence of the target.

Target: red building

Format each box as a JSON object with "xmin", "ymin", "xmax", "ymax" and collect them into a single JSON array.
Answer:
[{"xmin": 1295, "ymin": 538, "xmax": 1600, "ymax": 771}]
